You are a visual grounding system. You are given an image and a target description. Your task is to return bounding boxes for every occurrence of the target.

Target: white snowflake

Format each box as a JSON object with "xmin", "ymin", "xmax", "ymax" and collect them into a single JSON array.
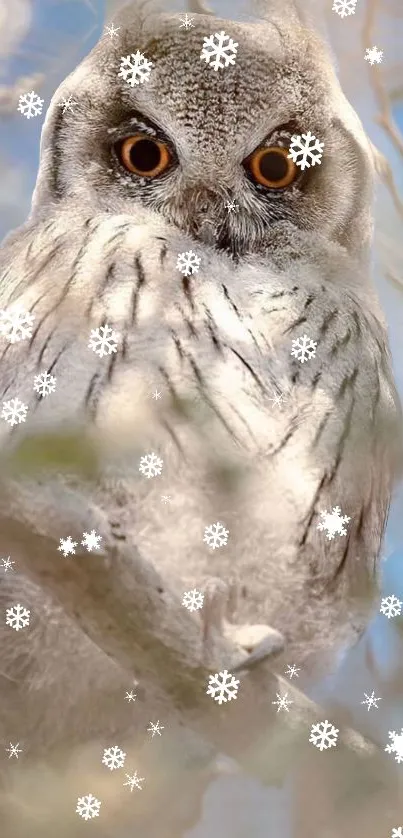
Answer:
[
  {"xmin": 1, "ymin": 557, "xmax": 15, "ymax": 572},
  {"xmin": 309, "ymin": 719, "xmax": 339, "ymax": 751},
  {"xmin": 161, "ymin": 495, "xmax": 172, "ymax": 504},
  {"xmin": 365, "ymin": 46, "xmax": 383, "ymax": 66},
  {"xmin": 200, "ymin": 30, "xmax": 238, "ymax": 71},
  {"xmin": 392, "ymin": 829, "xmax": 403, "ymax": 838},
  {"xmin": 203, "ymin": 521, "xmax": 229, "ymax": 550},
  {"xmin": 1, "ymin": 398, "xmax": 28, "ymax": 427},
  {"xmin": 17, "ymin": 90, "xmax": 44, "ymax": 119},
  {"xmin": 147, "ymin": 720, "xmax": 164, "ymax": 737},
  {"xmin": 179, "ymin": 13, "xmax": 194, "ymax": 29},
  {"xmin": 88, "ymin": 324, "xmax": 119, "ymax": 358},
  {"xmin": 5, "ymin": 742, "xmax": 22, "ymax": 759},
  {"xmin": 152, "ymin": 389, "xmax": 162, "ymax": 400},
  {"xmin": 332, "ymin": 0, "xmax": 357, "ymax": 17},
  {"xmin": 272, "ymin": 692, "xmax": 294, "ymax": 712},
  {"xmin": 33, "ymin": 371, "xmax": 57, "ymax": 397},
  {"xmin": 102, "ymin": 745, "xmax": 126, "ymax": 771},
  {"xmin": 104, "ymin": 23, "xmax": 120, "ymax": 38},
  {"xmin": 206, "ymin": 669, "xmax": 240, "ymax": 704},
  {"xmin": 139, "ymin": 452, "xmax": 163, "ymax": 478},
  {"xmin": 317, "ymin": 506, "xmax": 350, "ymax": 540},
  {"xmin": 118, "ymin": 51, "xmax": 153, "ymax": 86},
  {"xmin": 269, "ymin": 393, "xmax": 284, "ymax": 407},
  {"xmin": 176, "ymin": 250, "xmax": 201, "ymax": 277},
  {"xmin": 290, "ymin": 334, "xmax": 317, "ymax": 363},
  {"xmin": 125, "ymin": 690, "xmax": 137, "ymax": 702},
  {"xmin": 58, "ymin": 536, "xmax": 78, "ymax": 557},
  {"xmin": 361, "ymin": 690, "xmax": 382, "ymax": 711},
  {"xmin": 380, "ymin": 594, "xmax": 403, "ymax": 618},
  {"xmin": 0, "ymin": 304, "xmax": 35, "ymax": 343},
  {"xmin": 58, "ymin": 95, "xmax": 78, "ymax": 114},
  {"xmin": 5, "ymin": 603, "xmax": 30, "ymax": 632},
  {"xmin": 385, "ymin": 729, "xmax": 403, "ymax": 764},
  {"xmin": 182, "ymin": 589, "xmax": 204, "ymax": 612},
  {"xmin": 224, "ymin": 200, "xmax": 239, "ymax": 213},
  {"xmin": 81, "ymin": 530, "xmax": 102, "ymax": 552},
  {"xmin": 288, "ymin": 132, "xmax": 324, "ymax": 171},
  {"xmin": 124, "ymin": 771, "xmax": 144, "ymax": 792},
  {"xmin": 285, "ymin": 664, "xmax": 300, "ymax": 679},
  {"xmin": 76, "ymin": 793, "xmax": 101, "ymax": 820}
]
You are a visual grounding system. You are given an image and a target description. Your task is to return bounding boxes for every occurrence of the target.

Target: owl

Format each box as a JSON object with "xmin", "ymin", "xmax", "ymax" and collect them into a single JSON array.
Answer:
[{"xmin": 0, "ymin": 0, "xmax": 401, "ymax": 774}]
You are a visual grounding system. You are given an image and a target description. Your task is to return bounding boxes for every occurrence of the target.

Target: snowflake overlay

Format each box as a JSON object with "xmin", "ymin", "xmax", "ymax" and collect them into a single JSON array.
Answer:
[
  {"xmin": 147, "ymin": 720, "xmax": 164, "ymax": 737},
  {"xmin": 332, "ymin": 0, "xmax": 357, "ymax": 17},
  {"xmin": 1, "ymin": 398, "xmax": 28, "ymax": 427},
  {"xmin": 0, "ymin": 304, "xmax": 35, "ymax": 343},
  {"xmin": 206, "ymin": 669, "xmax": 240, "ymax": 704},
  {"xmin": 176, "ymin": 250, "xmax": 201, "ymax": 277},
  {"xmin": 225, "ymin": 200, "xmax": 239, "ymax": 213},
  {"xmin": 285, "ymin": 664, "xmax": 300, "ymax": 679},
  {"xmin": 58, "ymin": 95, "xmax": 78, "ymax": 114},
  {"xmin": 182, "ymin": 589, "xmax": 204, "ymax": 612},
  {"xmin": 17, "ymin": 90, "xmax": 44, "ymax": 119},
  {"xmin": 200, "ymin": 30, "xmax": 238, "ymax": 71},
  {"xmin": 203, "ymin": 521, "xmax": 229, "ymax": 550},
  {"xmin": 272, "ymin": 692, "xmax": 294, "ymax": 712},
  {"xmin": 290, "ymin": 334, "xmax": 317, "ymax": 363},
  {"xmin": 102, "ymin": 745, "xmax": 126, "ymax": 771},
  {"xmin": 288, "ymin": 132, "xmax": 324, "ymax": 171},
  {"xmin": 385, "ymin": 729, "xmax": 403, "ymax": 764},
  {"xmin": 125, "ymin": 690, "xmax": 137, "ymax": 702},
  {"xmin": 380, "ymin": 594, "xmax": 403, "ymax": 618},
  {"xmin": 5, "ymin": 743, "xmax": 22, "ymax": 759},
  {"xmin": 309, "ymin": 720, "xmax": 339, "ymax": 751},
  {"xmin": 317, "ymin": 506, "xmax": 350, "ymax": 540},
  {"xmin": 76, "ymin": 793, "xmax": 101, "ymax": 820},
  {"xmin": 139, "ymin": 452, "xmax": 163, "ymax": 478},
  {"xmin": 6, "ymin": 604, "xmax": 30, "ymax": 631},
  {"xmin": 81, "ymin": 530, "xmax": 102, "ymax": 551},
  {"xmin": 88, "ymin": 324, "xmax": 119, "ymax": 358},
  {"xmin": 58, "ymin": 536, "xmax": 78, "ymax": 557},
  {"xmin": 361, "ymin": 690, "xmax": 382, "ymax": 711},
  {"xmin": 365, "ymin": 46, "xmax": 383, "ymax": 65},
  {"xmin": 179, "ymin": 13, "xmax": 194, "ymax": 29},
  {"xmin": 392, "ymin": 829, "xmax": 403, "ymax": 838},
  {"xmin": 33, "ymin": 371, "xmax": 57, "ymax": 397},
  {"xmin": 104, "ymin": 23, "xmax": 120, "ymax": 38},
  {"xmin": 1, "ymin": 557, "xmax": 14, "ymax": 572},
  {"xmin": 118, "ymin": 51, "xmax": 153, "ymax": 86},
  {"xmin": 124, "ymin": 771, "xmax": 144, "ymax": 792}
]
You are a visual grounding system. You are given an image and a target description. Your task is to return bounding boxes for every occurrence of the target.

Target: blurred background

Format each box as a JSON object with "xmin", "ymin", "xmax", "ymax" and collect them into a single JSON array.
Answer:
[{"xmin": 0, "ymin": 0, "xmax": 402, "ymax": 834}]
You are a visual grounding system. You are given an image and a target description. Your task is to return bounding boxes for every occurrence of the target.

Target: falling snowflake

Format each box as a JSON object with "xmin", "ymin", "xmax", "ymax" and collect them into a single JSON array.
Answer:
[
  {"xmin": 58, "ymin": 95, "xmax": 78, "ymax": 114},
  {"xmin": 1, "ymin": 557, "xmax": 14, "ymax": 572},
  {"xmin": 147, "ymin": 720, "xmax": 164, "ymax": 738},
  {"xmin": 17, "ymin": 90, "xmax": 44, "ymax": 119},
  {"xmin": 0, "ymin": 304, "xmax": 35, "ymax": 343},
  {"xmin": 76, "ymin": 793, "xmax": 101, "ymax": 820},
  {"xmin": 203, "ymin": 521, "xmax": 229, "ymax": 550},
  {"xmin": 272, "ymin": 692, "xmax": 294, "ymax": 712},
  {"xmin": 309, "ymin": 719, "xmax": 339, "ymax": 751},
  {"xmin": 290, "ymin": 334, "xmax": 317, "ymax": 363},
  {"xmin": 124, "ymin": 771, "xmax": 145, "ymax": 792},
  {"xmin": 225, "ymin": 200, "xmax": 239, "ymax": 213},
  {"xmin": 361, "ymin": 690, "xmax": 382, "ymax": 711},
  {"xmin": 104, "ymin": 23, "xmax": 120, "ymax": 38},
  {"xmin": 288, "ymin": 132, "xmax": 324, "ymax": 171},
  {"xmin": 385, "ymin": 729, "xmax": 403, "ymax": 763},
  {"xmin": 161, "ymin": 495, "xmax": 172, "ymax": 504},
  {"xmin": 125, "ymin": 690, "xmax": 137, "ymax": 702},
  {"xmin": 285, "ymin": 664, "xmax": 300, "ymax": 679},
  {"xmin": 269, "ymin": 393, "xmax": 284, "ymax": 407},
  {"xmin": 179, "ymin": 13, "xmax": 194, "ymax": 28},
  {"xmin": 102, "ymin": 745, "xmax": 126, "ymax": 771},
  {"xmin": 88, "ymin": 324, "xmax": 119, "ymax": 358},
  {"xmin": 5, "ymin": 603, "xmax": 30, "ymax": 632},
  {"xmin": 81, "ymin": 530, "xmax": 102, "ymax": 552},
  {"xmin": 58, "ymin": 536, "xmax": 78, "ymax": 557},
  {"xmin": 176, "ymin": 250, "xmax": 201, "ymax": 277},
  {"xmin": 392, "ymin": 829, "xmax": 403, "ymax": 838},
  {"xmin": 33, "ymin": 371, "xmax": 57, "ymax": 397},
  {"xmin": 5, "ymin": 742, "xmax": 22, "ymax": 759},
  {"xmin": 332, "ymin": 0, "xmax": 357, "ymax": 17},
  {"xmin": 317, "ymin": 506, "xmax": 350, "ymax": 540},
  {"xmin": 1, "ymin": 397, "xmax": 28, "ymax": 427},
  {"xmin": 152, "ymin": 389, "xmax": 162, "ymax": 400},
  {"xmin": 364, "ymin": 46, "xmax": 383, "ymax": 65},
  {"xmin": 118, "ymin": 51, "xmax": 153, "ymax": 86},
  {"xmin": 200, "ymin": 30, "xmax": 238, "ymax": 71},
  {"xmin": 182, "ymin": 589, "xmax": 204, "ymax": 612},
  {"xmin": 206, "ymin": 669, "xmax": 240, "ymax": 704},
  {"xmin": 380, "ymin": 594, "xmax": 403, "ymax": 619},
  {"xmin": 139, "ymin": 452, "xmax": 163, "ymax": 478}
]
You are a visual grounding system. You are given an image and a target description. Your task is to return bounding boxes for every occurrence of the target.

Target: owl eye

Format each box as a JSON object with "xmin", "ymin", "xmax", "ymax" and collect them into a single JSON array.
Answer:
[
  {"xmin": 117, "ymin": 135, "xmax": 171, "ymax": 177},
  {"xmin": 245, "ymin": 146, "xmax": 298, "ymax": 189}
]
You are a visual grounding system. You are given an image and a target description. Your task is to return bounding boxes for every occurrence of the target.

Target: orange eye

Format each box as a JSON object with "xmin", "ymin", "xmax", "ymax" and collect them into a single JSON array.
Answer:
[
  {"xmin": 118, "ymin": 134, "xmax": 171, "ymax": 177},
  {"xmin": 246, "ymin": 146, "xmax": 298, "ymax": 189}
]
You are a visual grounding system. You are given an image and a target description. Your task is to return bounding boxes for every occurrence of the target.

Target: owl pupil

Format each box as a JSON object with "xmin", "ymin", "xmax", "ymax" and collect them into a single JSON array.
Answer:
[
  {"xmin": 130, "ymin": 139, "xmax": 160, "ymax": 173},
  {"xmin": 259, "ymin": 151, "xmax": 288, "ymax": 182}
]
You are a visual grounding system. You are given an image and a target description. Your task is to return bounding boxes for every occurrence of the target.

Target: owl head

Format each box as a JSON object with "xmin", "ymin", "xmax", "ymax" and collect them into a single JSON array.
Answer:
[{"xmin": 31, "ymin": 0, "xmax": 376, "ymax": 262}]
